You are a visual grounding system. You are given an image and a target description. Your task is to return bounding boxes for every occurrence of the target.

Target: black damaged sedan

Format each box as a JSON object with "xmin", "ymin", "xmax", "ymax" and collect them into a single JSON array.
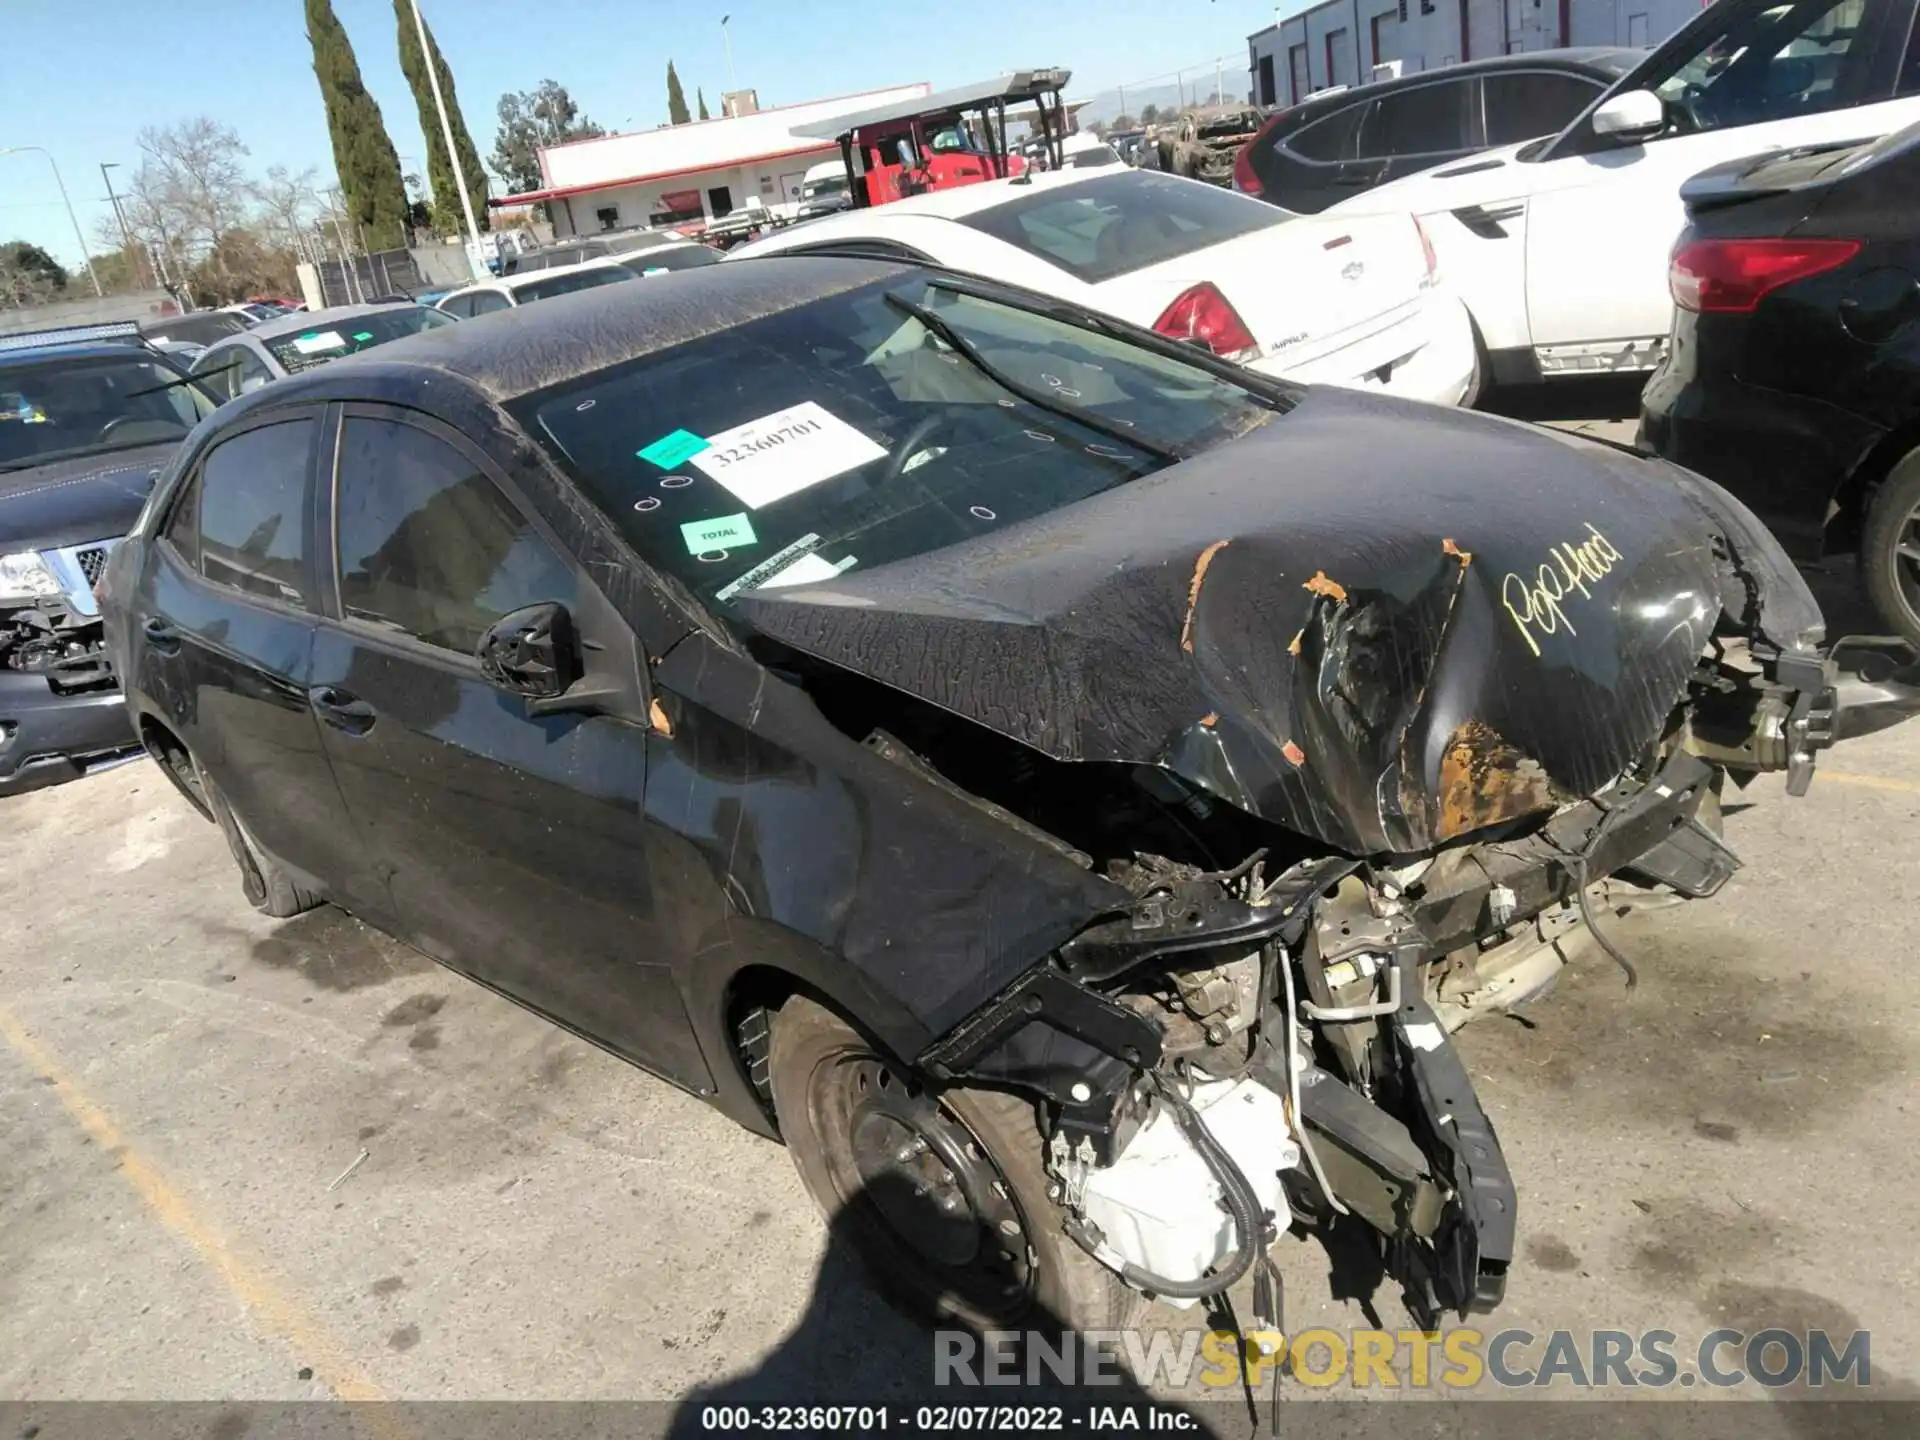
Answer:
[{"xmin": 100, "ymin": 258, "xmax": 1916, "ymax": 1332}]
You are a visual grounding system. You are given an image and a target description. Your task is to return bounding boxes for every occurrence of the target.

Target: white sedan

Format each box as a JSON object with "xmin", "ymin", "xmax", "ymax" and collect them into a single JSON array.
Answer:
[{"xmin": 729, "ymin": 168, "xmax": 1479, "ymax": 406}]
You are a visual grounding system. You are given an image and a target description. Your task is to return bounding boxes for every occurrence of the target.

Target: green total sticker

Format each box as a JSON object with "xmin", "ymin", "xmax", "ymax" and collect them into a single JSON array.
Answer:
[
  {"xmin": 681, "ymin": 512, "xmax": 757, "ymax": 554},
  {"xmin": 352, "ymin": 331, "xmax": 374, "ymax": 341},
  {"xmin": 639, "ymin": 428, "xmax": 711, "ymax": 468}
]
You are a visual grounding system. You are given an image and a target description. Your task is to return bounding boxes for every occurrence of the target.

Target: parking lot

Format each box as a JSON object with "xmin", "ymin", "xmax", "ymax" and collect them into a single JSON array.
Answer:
[{"xmin": 4, "ymin": 388, "xmax": 1919, "ymax": 1425}]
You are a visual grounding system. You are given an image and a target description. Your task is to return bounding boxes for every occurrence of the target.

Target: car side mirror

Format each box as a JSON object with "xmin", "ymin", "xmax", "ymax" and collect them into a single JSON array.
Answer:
[
  {"xmin": 1591, "ymin": 89, "xmax": 1666, "ymax": 144},
  {"xmin": 477, "ymin": 602, "xmax": 582, "ymax": 701}
]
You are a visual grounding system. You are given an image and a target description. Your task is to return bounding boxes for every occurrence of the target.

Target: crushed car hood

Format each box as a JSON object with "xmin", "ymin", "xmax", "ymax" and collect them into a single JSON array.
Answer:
[
  {"xmin": 0, "ymin": 442, "xmax": 175, "ymax": 550},
  {"xmin": 741, "ymin": 386, "xmax": 1819, "ymax": 855}
]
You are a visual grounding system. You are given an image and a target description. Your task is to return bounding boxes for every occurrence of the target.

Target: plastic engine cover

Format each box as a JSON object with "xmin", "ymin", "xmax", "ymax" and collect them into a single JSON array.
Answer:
[{"xmin": 1079, "ymin": 1076, "xmax": 1300, "ymax": 1306}]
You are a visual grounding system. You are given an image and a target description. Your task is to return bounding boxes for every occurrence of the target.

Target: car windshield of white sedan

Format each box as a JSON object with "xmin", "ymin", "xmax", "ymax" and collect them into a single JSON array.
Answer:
[
  {"xmin": 263, "ymin": 307, "xmax": 455, "ymax": 373},
  {"xmin": 519, "ymin": 276, "xmax": 1285, "ymax": 608},
  {"xmin": 960, "ymin": 171, "xmax": 1286, "ymax": 283}
]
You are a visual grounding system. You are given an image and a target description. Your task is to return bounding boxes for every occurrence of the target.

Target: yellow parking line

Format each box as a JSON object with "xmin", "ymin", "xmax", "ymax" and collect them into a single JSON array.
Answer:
[
  {"xmin": 0, "ymin": 1001, "xmax": 391, "ymax": 1406},
  {"xmin": 1819, "ymin": 770, "xmax": 1920, "ymax": 795}
]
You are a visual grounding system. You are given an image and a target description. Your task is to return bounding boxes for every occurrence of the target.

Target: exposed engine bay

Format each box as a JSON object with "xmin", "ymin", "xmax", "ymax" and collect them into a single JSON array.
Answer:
[{"xmin": 2, "ymin": 601, "xmax": 116, "ymax": 694}]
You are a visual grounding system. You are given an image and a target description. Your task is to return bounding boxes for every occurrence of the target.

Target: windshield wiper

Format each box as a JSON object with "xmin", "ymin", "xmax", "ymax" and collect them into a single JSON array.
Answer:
[
  {"xmin": 125, "ymin": 367, "xmax": 225, "ymax": 401},
  {"xmin": 881, "ymin": 291, "xmax": 1182, "ymax": 464}
]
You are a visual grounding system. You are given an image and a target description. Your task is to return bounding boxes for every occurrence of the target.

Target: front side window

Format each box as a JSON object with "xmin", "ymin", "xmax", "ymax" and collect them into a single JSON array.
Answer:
[
  {"xmin": 333, "ymin": 417, "xmax": 577, "ymax": 655},
  {"xmin": 194, "ymin": 419, "xmax": 315, "ymax": 607},
  {"xmin": 1481, "ymin": 71, "xmax": 1606, "ymax": 146},
  {"xmin": 0, "ymin": 355, "xmax": 214, "ymax": 471},
  {"xmin": 514, "ymin": 275, "xmax": 1285, "ymax": 614},
  {"xmin": 1645, "ymin": 0, "xmax": 1874, "ymax": 134},
  {"xmin": 961, "ymin": 171, "xmax": 1285, "ymax": 282},
  {"xmin": 510, "ymin": 268, "xmax": 633, "ymax": 305},
  {"xmin": 262, "ymin": 308, "xmax": 454, "ymax": 373}
]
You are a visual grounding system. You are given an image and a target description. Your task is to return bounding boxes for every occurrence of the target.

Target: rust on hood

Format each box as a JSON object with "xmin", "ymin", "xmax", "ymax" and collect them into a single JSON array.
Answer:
[
  {"xmin": 1287, "ymin": 629, "xmax": 1303, "ymax": 657},
  {"xmin": 1303, "ymin": 570, "xmax": 1348, "ymax": 602},
  {"xmin": 1282, "ymin": 739, "xmax": 1306, "ymax": 767},
  {"xmin": 1199, "ymin": 712, "xmax": 1219, "ymax": 728},
  {"xmin": 1181, "ymin": 539, "xmax": 1231, "ymax": 653},
  {"xmin": 1443, "ymin": 537, "xmax": 1472, "ymax": 566},
  {"xmin": 1435, "ymin": 719, "xmax": 1561, "ymax": 841},
  {"xmin": 649, "ymin": 698, "xmax": 674, "ymax": 737}
]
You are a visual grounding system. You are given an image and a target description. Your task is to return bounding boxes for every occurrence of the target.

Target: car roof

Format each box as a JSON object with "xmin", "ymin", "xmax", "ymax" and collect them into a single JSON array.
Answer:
[
  {"xmin": 244, "ymin": 302, "xmax": 416, "ymax": 340},
  {"xmin": 215, "ymin": 255, "xmax": 899, "ymax": 414}
]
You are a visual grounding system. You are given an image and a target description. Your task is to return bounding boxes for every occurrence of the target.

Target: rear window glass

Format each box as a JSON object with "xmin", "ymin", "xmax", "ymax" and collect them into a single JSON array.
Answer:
[
  {"xmin": 617, "ymin": 245, "xmax": 722, "ymax": 276},
  {"xmin": 960, "ymin": 172, "xmax": 1285, "ymax": 283},
  {"xmin": 140, "ymin": 312, "xmax": 249, "ymax": 346},
  {"xmin": 513, "ymin": 275, "xmax": 1283, "ymax": 612},
  {"xmin": 262, "ymin": 308, "xmax": 454, "ymax": 373},
  {"xmin": 511, "ymin": 267, "xmax": 634, "ymax": 304},
  {"xmin": 1287, "ymin": 103, "xmax": 1364, "ymax": 161}
]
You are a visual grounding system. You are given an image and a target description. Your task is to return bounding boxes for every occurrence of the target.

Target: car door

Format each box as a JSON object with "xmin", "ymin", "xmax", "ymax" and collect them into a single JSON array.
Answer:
[
  {"xmin": 1524, "ymin": 0, "xmax": 1920, "ymax": 358},
  {"xmin": 136, "ymin": 412, "xmax": 375, "ymax": 905},
  {"xmin": 304, "ymin": 404, "xmax": 710, "ymax": 1088}
]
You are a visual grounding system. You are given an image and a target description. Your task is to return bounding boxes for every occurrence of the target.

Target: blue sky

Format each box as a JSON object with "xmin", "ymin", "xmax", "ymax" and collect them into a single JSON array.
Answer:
[{"xmin": 1, "ymin": 0, "xmax": 1292, "ymax": 269}]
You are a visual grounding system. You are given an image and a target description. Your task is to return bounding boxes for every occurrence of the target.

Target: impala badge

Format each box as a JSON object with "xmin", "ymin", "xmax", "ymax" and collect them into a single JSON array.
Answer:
[{"xmin": 1341, "ymin": 260, "xmax": 1365, "ymax": 281}]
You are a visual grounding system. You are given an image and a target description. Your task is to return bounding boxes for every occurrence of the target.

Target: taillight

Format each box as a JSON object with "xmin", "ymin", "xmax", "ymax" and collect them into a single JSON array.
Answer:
[
  {"xmin": 1413, "ymin": 215, "xmax": 1439, "ymax": 287},
  {"xmin": 1669, "ymin": 237, "xmax": 1861, "ymax": 313},
  {"xmin": 1153, "ymin": 282, "xmax": 1261, "ymax": 362},
  {"xmin": 1233, "ymin": 110, "xmax": 1285, "ymax": 197}
]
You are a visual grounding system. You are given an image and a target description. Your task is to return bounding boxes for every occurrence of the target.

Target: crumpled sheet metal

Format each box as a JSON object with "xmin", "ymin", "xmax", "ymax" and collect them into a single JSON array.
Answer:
[{"xmin": 742, "ymin": 386, "xmax": 1793, "ymax": 856}]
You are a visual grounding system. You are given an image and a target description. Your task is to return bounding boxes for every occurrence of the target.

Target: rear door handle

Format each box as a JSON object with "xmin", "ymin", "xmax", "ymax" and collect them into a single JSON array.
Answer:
[
  {"xmin": 143, "ymin": 616, "xmax": 181, "ymax": 655},
  {"xmin": 308, "ymin": 684, "xmax": 377, "ymax": 735}
]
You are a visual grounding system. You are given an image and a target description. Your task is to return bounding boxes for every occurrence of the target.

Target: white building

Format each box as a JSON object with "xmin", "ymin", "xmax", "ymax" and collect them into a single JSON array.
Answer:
[
  {"xmin": 490, "ymin": 83, "xmax": 931, "ymax": 238},
  {"xmin": 1246, "ymin": 0, "xmax": 1699, "ymax": 107}
]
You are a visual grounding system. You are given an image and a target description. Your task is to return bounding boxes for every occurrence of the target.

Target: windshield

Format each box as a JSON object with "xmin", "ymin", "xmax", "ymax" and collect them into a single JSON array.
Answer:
[
  {"xmin": 617, "ymin": 245, "xmax": 723, "ymax": 276},
  {"xmin": 0, "ymin": 354, "xmax": 213, "ymax": 471},
  {"xmin": 512, "ymin": 275, "xmax": 1285, "ymax": 612},
  {"xmin": 801, "ymin": 175, "xmax": 851, "ymax": 200},
  {"xmin": 141, "ymin": 312, "xmax": 249, "ymax": 346},
  {"xmin": 511, "ymin": 267, "xmax": 634, "ymax": 304},
  {"xmin": 962, "ymin": 171, "xmax": 1285, "ymax": 283},
  {"xmin": 263, "ymin": 308, "xmax": 455, "ymax": 373}
]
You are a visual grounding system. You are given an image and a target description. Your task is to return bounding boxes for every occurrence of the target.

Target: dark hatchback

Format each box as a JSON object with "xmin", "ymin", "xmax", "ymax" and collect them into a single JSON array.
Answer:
[
  {"xmin": 1641, "ymin": 120, "xmax": 1920, "ymax": 643},
  {"xmin": 1, "ymin": 331, "xmax": 215, "ymax": 794},
  {"xmin": 1236, "ymin": 48, "xmax": 1641, "ymax": 213},
  {"xmin": 103, "ymin": 260, "xmax": 1907, "ymax": 1333}
]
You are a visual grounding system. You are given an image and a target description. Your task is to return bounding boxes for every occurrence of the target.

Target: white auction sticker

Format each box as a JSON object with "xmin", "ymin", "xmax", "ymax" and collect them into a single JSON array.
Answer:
[
  {"xmin": 290, "ymin": 330, "xmax": 347, "ymax": 355},
  {"xmin": 690, "ymin": 401, "xmax": 886, "ymax": 510}
]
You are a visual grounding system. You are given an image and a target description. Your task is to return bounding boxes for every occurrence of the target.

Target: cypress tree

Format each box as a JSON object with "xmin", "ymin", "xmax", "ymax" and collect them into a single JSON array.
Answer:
[
  {"xmin": 697, "ymin": 88, "xmax": 711, "ymax": 121},
  {"xmin": 666, "ymin": 61, "xmax": 691, "ymax": 125},
  {"xmin": 305, "ymin": 0, "xmax": 410, "ymax": 250},
  {"xmin": 394, "ymin": 0, "xmax": 489, "ymax": 233}
]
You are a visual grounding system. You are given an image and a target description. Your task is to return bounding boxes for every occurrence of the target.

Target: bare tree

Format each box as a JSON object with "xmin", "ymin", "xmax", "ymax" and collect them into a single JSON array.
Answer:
[
  {"xmin": 255, "ymin": 164, "xmax": 322, "ymax": 268},
  {"xmin": 127, "ymin": 119, "xmax": 253, "ymax": 294}
]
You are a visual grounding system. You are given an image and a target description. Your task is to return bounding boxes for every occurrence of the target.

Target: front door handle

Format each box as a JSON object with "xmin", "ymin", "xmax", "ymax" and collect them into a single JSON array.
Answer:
[
  {"xmin": 308, "ymin": 684, "xmax": 377, "ymax": 735},
  {"xmin": 142, "ymin": 615, "xmax": 181, "ymax": 655}
]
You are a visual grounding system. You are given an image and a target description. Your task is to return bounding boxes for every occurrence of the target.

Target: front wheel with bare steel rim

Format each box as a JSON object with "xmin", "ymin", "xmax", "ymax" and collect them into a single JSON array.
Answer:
[
  {"xmin": 1860, "ymin": 447, "xmax": 1920, "ymax": 647},
  {"xmin": 767, "ymin": 996, "xmax": 1140, "ymax": 1336}
]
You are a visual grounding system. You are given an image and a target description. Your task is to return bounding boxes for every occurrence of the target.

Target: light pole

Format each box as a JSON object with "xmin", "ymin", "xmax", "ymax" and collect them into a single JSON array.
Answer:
[
  {"xmin": 721, "ymin": 14, "xmax": 737, "ymax": 97},
  {"xmin": 0, "ymin": 146, "xmax": 103, "ymax": 296},
  {"xmin": 408, "ymin": 0, "xmax": 488, "ymax": 280},
  {"xmin": 98, "ymin": 161, "xmax": 147, "ymax": 289}
]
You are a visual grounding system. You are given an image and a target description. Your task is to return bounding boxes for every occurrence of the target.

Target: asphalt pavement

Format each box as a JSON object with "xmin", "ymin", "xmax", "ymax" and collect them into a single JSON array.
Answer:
[{"xmin": 4, "ymin": 385, "xmax": 1917, "ymax": 1424}]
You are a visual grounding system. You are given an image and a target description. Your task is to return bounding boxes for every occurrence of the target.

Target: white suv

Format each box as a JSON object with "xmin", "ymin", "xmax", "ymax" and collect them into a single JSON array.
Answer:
[{"xmin": 1326, "ymin": 0, "xmax": 1920, "ymax": 386}]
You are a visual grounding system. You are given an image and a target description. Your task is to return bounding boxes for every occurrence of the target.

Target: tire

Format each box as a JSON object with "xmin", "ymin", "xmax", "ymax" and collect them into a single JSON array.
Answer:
[
  {"xmin": 1859, "ymin": 448, "xmax": 1920, "ymax": 646},
  {"xmin": 194, "ymin": 756, "xmax": 323, "ymax": 919},
  {"xmin": 768, "ymin": 996, "xmax": 1140, "ymax": 1337}
]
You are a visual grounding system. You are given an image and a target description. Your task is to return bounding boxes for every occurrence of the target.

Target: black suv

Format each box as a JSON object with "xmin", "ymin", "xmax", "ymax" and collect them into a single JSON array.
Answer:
[
  {"xmin": 1236, "ymin": 48, "xmax": 1642, "ymax": 212},
  {"xmin": 0, "ymin": 324, "xmax": 215, "ymax": 795}
]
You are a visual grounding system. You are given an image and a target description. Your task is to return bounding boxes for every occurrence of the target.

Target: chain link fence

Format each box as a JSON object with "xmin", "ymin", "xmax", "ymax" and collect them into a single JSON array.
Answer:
[{"xmin": 310, "ymin": 248, "xmax": 428, "ymax": 308}]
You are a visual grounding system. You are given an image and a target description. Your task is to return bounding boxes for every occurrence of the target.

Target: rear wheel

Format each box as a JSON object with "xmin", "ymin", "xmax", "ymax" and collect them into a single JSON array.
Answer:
[
  {"xmin": 1860, "ymin": 448, "xmax": 1920, "ymax": 646},
  {"xmin": 767, "ymin": 996, "xmax": 1138, "ymax": 1336},
  {"xmin": 194, "ymin": 756, "xmax": 322, "ymax": 918}
]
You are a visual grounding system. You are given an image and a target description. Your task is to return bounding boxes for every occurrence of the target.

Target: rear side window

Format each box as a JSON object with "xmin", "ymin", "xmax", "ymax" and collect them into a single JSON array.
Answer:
[
  {"xmin": 511, "ymin": 268, "xmax": 632, "ymax": 304},
  {"xmin": 1286, "ymin": 103, "xmax": 1365, "ymax": 161},
  {"xmin": 469, "ymin": 291, "xmax": 512, "ymax": 315},
  {"xmin": 961, "ymin": 171, "xmax": 1284, "ymax": 283},
  {"xmin": 194, "ymin": 419, "xmax": 315, "ymax": 607},
  {"xmin": 1481, "ymin": 71, "xmax": 1605, "ymax": 146},
  {"xmin": 1358, "ymin": 80, "xmax": 1472, "ymax": 157},
  {"xmin": 333, "ymin": 417, "xmax": 577, "ymax": 655}
]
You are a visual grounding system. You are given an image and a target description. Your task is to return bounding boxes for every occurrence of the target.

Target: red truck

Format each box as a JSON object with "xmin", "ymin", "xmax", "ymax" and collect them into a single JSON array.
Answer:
[{"xmin": 794, "ymin": 69, "xmax": 1072, "ymax": 209}]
